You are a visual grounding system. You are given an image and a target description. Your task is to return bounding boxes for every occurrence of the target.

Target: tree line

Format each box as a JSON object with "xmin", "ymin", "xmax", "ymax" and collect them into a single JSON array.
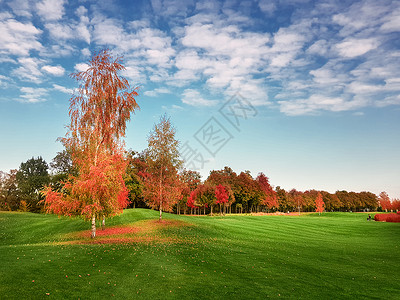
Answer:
[{"xmin": 1, "ymin": 151, "xmax": 399, "ymax": 215}]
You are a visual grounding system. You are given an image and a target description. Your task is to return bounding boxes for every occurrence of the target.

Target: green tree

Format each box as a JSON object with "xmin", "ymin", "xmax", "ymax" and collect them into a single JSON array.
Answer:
[
  {"xmin": 0, "ymin": 170, "xmax": 19, "ymax": 211},
  {"xmin": 125, "ymin": 150, "xmax": 146, "ymax": 209},
  {"xmin": 50, "ymin": 149, "xmax": 76, "ymax": 192},
  {"xmin": 16, "ymin": 157, "xmax": 50, "ymax": 212}
]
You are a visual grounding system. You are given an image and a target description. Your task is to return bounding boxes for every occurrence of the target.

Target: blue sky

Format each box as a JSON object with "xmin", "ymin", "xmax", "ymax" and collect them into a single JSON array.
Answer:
[{"xmin": 0, "ymin": 0, "xmax": 399, "ymax": 198}]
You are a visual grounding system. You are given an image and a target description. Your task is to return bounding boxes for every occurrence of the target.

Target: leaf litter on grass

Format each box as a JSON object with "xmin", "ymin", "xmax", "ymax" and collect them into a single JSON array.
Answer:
[{"xmin": 55, "ymin": 219, "xmax": 195, "ymax": 246}]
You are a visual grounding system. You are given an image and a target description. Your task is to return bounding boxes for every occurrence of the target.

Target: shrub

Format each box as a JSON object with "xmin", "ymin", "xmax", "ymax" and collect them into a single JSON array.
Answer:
[{"xmin": 374, "ymin": 213, "xmax": 400, "ymax": 223}]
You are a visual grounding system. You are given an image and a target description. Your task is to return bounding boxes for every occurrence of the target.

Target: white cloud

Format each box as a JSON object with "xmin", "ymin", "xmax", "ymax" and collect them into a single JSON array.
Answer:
[
  {"xmin": 36, "ymin": 0, "xmax": 66, "ymax": 21},
  {"xmin": 74, "ymin": 63, "xmax": 89, "ymax": 72},
  {"xmin": 53, "ymin": 84, "xmax": 73, "ymax": 94},
  {"xmin": 380, "ymin": 7, "xmax": 400, "ymax": 32},
  {"xmin": 81, "ymin": 48, "xmax": 91, "ymax": 57},
  {"xmin": 41, "ymin": 65, "xmax": 65, "ymax": 76},
  {"xmin": 19, "ymin": 87, "xmax": 48, "ymax": 103},
  {"xmin": 336, "ymin": 38, "xmax": 379, "ymax": 58},
  {"xmin": 306, "ymin": 40, "xmax": 329, "ymax": 56},
  {"xmin": 7, "ymin": 0, "xmax": 33, "ymax": 18},
  {"xmin": 279, "ymin": 95, "xmax": 355, "ymax": 116},
  {"xmin": 45, "ymin": 22, "xmax": 74, "ymax": 40},
  {"xmin": 12, "ymin": 57, "xmax": 44, "ymax": 83},
  {"xmin": 44, "ymin": 8, "xmax": 90, "ymax": 44},
  {"xmin": 258, "ymin": 0, "xmax": 277, "ymax": 15},
  {"xmin": 0, "ymin": 18, "xmax": 43, "ymax": 56},
  {"xmin": 181, "ymin": 89, "xmax": 217, "ymax": 106},
  {"xmin": 144, "ymin": 87, "xmax": 171, "ymax": 97}
]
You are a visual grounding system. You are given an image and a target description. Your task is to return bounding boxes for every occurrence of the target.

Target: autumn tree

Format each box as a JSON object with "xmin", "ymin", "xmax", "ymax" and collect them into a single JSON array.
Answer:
[
  {"xmin": 179, "ymin": 169, "xmax": 201, "ymax": 214},
  {"xmin": 256, "ymin": 173, "xmax": 278, "ymax": 212},
  {"xmin": 315, "ymin": 192, "xmax": 324, "ymax": 215},
  {"xmin": 215, "ymin": 184, "xmax": 229, "ymax": 215},
  {"xmin": 42, "ymin": 49, "xmax": 139, "ymax": 238},
  {"xmin": 143, "ymin": 114, "xmax": 183, "ymax": 220},
  {"xmin": 379, "ymin": 191, "xmax": 391, "ymax": 212},
  {"xmin": 188, "ymin": 183, "xmax": 215, "ymax": 215}
]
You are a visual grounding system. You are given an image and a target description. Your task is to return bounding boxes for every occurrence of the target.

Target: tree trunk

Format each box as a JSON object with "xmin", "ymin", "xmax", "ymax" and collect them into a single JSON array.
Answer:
[
  {"xmin": 101, "ymin": 215, "xmax": 105, "ymax": 230},
  {"xmin": 91, "ymin": 215, "xmax": 96, "ymax": 239},
  {"xmin": 211, "ymin": 205, "xmax": 213, "ymax": 216},
  {"xmin": 159, "ymin": 169, "xmax": 163, "ymax": 221}
]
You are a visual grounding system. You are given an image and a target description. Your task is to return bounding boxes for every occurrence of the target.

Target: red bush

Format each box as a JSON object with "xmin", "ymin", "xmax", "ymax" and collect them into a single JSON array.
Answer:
[{"xmin": 375, "ymin": 213, "xmax": 400, "ymax": 223}]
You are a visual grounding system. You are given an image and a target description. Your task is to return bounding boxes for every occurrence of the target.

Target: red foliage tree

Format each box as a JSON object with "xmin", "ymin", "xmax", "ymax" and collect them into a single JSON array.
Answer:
[
  {"xmin": 215, "ymin": 184, "xmax": 229, "ymax": 215},
  {"xmin": 256, "ymin": 173, "xmax": 278, "ymax": 211},
  {"xmin": 379, "ymin": 192, "xmax": 392, "ymax": 211},
  {"xmin": 42, "ymin": 49, "xmax": 139, "ymax": 238},
  {"xmin": 315, "ymin": 192, "xmax": 325, "ymax": 215}
]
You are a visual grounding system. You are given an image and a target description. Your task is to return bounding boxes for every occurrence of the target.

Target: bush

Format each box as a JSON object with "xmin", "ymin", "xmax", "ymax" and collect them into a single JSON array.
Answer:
[{"xmin": 374, "ymin": 213, "xmax": 400, "ymax": 223}]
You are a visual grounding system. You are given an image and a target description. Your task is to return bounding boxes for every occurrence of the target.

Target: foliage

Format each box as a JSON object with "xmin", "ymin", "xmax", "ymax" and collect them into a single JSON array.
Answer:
[
  {"xmin": 124, "ymin": 150, "xmax": 146, "ymax": 208},
  {"xmin": 178, "ymin": 169, "xmax": 201, "ymax": 214},
  {"xmin": 215, "ymin": 184, "xmax": 229, "ymax": 214},
  {"xmin": 315, "ymin": 192, "xmax": 324, "ymax": 214},
  {"xmin": 16, "ymin": 157, "xmax": 50, "ymax": 212},
  {"xmin": 0, "ymin": 170, "xmax": 19, "ymax": 211},
  {"xmin": 374, "ymin": 213, "xmax": 400, "ymax": 222},
  {"xmin": 379, "ymin": 192, "xmax": 391, "ymax": 211},
  {"xmin": 42, "ymin": 49, "xmax": 139, "ymax": 237},
  {"xmin": 142, "ymin": 114, "xmax": 183, "ymax": 220},
  {"xmin": 256, "ymin": 173, "xmax": 278, "ymax": 210}
]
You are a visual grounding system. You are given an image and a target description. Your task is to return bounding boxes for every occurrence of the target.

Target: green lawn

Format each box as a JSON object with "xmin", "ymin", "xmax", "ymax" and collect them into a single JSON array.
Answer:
[{"xmin": 0, "ymin": 209, "xmax": 399, "ymax": 299}]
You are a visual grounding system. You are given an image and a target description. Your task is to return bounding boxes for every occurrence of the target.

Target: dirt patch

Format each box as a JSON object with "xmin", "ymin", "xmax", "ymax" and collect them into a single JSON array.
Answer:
[{"xmin": 59, "ymin": 219, "xmax": 191, "ymax": 245}]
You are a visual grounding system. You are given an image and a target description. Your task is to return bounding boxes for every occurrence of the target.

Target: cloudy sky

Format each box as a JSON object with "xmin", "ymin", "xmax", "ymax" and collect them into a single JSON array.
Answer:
[{"xmin": 1, "ymin": 0, "xmax": 399, "ymax": 198}]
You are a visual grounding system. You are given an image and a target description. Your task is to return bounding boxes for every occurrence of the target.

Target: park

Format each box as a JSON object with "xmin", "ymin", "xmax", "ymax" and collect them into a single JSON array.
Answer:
[
  {"xmin": 1, "ymin": 209, "xmax": 399, "ymax": 298},
  {"xmin": 2, "ymin": 2, "xmax": 400, "ymax": 297}
]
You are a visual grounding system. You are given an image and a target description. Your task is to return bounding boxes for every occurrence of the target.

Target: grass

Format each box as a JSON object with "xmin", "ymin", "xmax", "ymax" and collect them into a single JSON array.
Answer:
[{"xmin": 0, "ymin": 209, "xmax": 399, "ymax": 299}]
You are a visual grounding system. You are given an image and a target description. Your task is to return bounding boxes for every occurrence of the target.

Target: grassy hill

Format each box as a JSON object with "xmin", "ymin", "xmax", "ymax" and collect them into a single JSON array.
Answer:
[{"xmin": 0, "ymin": 209, "xmax": 399, "ymax": 299}]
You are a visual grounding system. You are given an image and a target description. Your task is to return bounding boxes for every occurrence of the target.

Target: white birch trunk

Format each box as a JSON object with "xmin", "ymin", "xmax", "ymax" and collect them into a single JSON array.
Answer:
[{"xmin": 91, "ymin": 215, "xmax": 96, "ymax": 239}]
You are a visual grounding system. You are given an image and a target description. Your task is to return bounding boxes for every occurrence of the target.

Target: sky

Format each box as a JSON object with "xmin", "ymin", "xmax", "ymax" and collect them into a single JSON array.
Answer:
[{"xmin": 0, "ymin": 0, "xmax": 399, "ymax": 198}]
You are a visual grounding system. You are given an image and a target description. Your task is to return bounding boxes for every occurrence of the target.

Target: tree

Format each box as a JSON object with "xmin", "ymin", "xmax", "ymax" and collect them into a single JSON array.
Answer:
[
  {"xmin": 179, "ymin": 169, "xmax": 201, "ymax": 214},
  {"xmin": 42, "ymin": 49, "xmax": 139, "ymax": 238},
  {"xmin": 256, "ymin": 173, "xmax": 278, "ymax": 211},
  {"xmin": 143, "ymin": 114, "xmax": 183, "ymax": 220},
  {"xmin": 188, "ymin": 183, "xmax": 215, "ymax": 215},
  {"xmin": 50, "ymin": 149, "xmax": 76, "ymax": 192},
  {"xmin": 206, "ymin": 167, "xmax": 236, "ymax": 213},
  {"xmin": 215, "ymin": 184, "xmax": 229, "ymax": 215},
  {"xmin": 233, "ymin": 172, "xmax": 259, "ymax": 213},
  {"xmin": 125, "ymin": 150, "xmax": 146, "ymax": 209},
  {"xmin": 378, "ymin": 192, "xmax": 391, "ymax": 212},
  {"xmin": 315, "ymin": 192, "xmax": 324, "ymax": 215},
  {"xmin": 0, "ymin": 170, "xmax": 19, "ymax": 211},
  {"xmin": 16, "ymin": 157, "xmax": 50, "ymax": 212}
]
